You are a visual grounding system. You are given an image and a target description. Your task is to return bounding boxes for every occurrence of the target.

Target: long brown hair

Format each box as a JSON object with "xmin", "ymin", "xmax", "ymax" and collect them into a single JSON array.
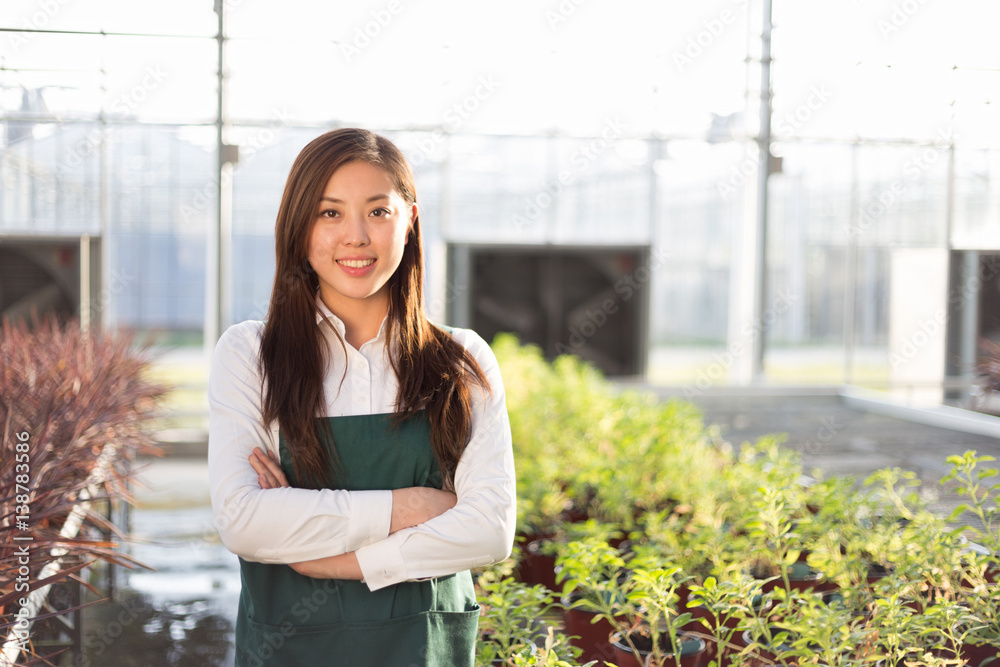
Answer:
[{"xmin": 258, "ymin": 128, "xmax": 489, "ymax": 489}]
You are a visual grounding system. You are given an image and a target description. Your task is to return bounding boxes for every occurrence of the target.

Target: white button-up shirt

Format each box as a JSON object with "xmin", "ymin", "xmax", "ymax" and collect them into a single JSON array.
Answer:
[{"xmin": 207, "ymin": 301, "xmax": 516, "ymax": 591}]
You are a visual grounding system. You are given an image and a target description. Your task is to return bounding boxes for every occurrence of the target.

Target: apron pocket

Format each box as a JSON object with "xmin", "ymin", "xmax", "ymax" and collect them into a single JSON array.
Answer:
[{"xmin": 237, "ymin": 604, "xmax": 480, "ymax": 667}]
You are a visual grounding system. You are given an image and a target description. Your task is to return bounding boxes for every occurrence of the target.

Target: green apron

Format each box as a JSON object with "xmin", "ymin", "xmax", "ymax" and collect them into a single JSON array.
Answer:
[{"xmin": 235, "ymin": 411, "xmax": 480, "ymax": 667}]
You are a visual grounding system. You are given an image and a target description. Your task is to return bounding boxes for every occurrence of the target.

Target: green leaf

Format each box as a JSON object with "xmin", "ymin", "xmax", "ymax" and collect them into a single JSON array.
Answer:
[{"xmin": 947, "ymin": 504, "xmax": 973, "ymax": 522}]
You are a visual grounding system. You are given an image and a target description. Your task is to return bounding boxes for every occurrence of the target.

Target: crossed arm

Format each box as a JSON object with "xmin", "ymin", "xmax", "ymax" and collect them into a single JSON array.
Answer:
[{"xmin": 247, "ymin": 448, "xmax": 458, "ymax": 580}]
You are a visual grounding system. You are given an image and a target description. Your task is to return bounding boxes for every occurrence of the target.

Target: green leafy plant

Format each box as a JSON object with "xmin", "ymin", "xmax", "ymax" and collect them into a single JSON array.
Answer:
[
  {"xmin": 735, "ymin": 585, "xmax": 801, "ymax": 667},
  {"xmin": 745, "ymin": 484, "xmax": 817, "ymax": 594},
  {"xmin": 805, "ymin": 489, "xmax": 902, "ymax": 591},
  {"xmin": 555, "ymin": 538, "xmax": 629, "ymax": 614},
  {"xmin": 943, "ymin": 451, "xmax": 1000, "ymax": 556},
  {"xmin": 685, "ymin": 573, "xmax": 763, "ymax": 667},
  {"xmin": 921, "ymin": 599, "xmax": 982, "ymax": 665},
  {"xmin": 774, "ymin": 587, "xmax": 879, "ymax": 667},
  {"xmin": 504, "ymin": 627, "xmax": 599, "ymax": 666},
  {"xmin": 476, "ymin": 563, "xmax": 580, "ymax": 666},
  {"xmin": 866, "ymin": 591, "xmax": 923, "ymax": 667},
  {"xmin": 613, "ymin": 566, "xmax": 697, "ymax": 667},
  {"xmin": 954, "ymin": 552, "xmax": 1000, "ymax": 663},
  {"xmin": 494, "ymin": 336, "xmax": 1000, "ymax": 667}
]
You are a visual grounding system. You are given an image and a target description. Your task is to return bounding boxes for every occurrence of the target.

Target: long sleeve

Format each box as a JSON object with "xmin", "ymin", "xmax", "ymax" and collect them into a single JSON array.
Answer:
[
  {"xmin": 354, "ymin": 329, "xmax": 517, "ymax": 591},
  {"xmin": 207, "ymin": 321, "xmax": 393, "ymax": 563}
]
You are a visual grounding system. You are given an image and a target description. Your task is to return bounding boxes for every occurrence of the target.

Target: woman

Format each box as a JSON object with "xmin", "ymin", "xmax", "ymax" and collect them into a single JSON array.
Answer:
[{"xmin": 207, "ymin": 128, "xmax": 516, "ymax": 666}]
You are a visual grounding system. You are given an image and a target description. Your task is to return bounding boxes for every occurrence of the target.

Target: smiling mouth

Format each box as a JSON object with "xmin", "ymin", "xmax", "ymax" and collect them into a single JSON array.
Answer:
[{"xmin": 337, "ymin": 259, "xmax": 375, "ymax": 268}]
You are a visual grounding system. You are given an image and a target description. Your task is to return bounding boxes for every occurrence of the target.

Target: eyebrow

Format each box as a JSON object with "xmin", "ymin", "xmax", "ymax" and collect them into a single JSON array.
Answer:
[{"xmin": 320, "ymin": 194, "xmax": 391, "ymax": 204}]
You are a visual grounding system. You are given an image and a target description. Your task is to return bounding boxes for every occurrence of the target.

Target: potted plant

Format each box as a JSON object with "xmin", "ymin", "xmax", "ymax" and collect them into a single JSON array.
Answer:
[
  {"xmin": 772, "ymin": 586, "xmax": 880, "ymax": 667},
  {"xmin": 942, "ymin": 452, "xmax": 1000, "ymax": 666},
  {"xmin": 863, "ymin": 590, "xmax": 930, "ymax": 667},
  {"xmin": 555, "ymin": 538, "xmax": 632, "ymax": 665},
  {"xmin": 606, "ymin": 566, "xmax": 707, "ymax": 667},
  {"xmin": 500, "ymin": 627, "xmax": 599, "ymax": 667},
  {"xmin": 494, "ymin": 336, "xmax": 1000, "ymax": 667},
  {"xmin": 520, "ymin": 518, "xmax": 625, "ymax": 592},
  {"xmin": 685, "ymin": 574, "xmax": 766, "ymax": 667},
  {"xmin": 515, "ymin": 480, "xmax": 575, "ymax": 590},
  {"xmin": 804, "ymin": 507, "xmax": 901, "ymax": 592},
  {"xmin": 733, "ymin": 585, "xmax": 806, "ymax": 667},
  {"xmin": 744, "ymin": 485, "xmax": 826, "ymax": 594},
  {"xmin": 952, "ymin": 552, "xmax": 1000, "ymax": 667},
  {"xmin": 942, "ymin": 450, "xmax": 1000, "ymax": 559},
  {"xmin": 476, "ymin": 564, "xmax": 581, "ymax": 666}
]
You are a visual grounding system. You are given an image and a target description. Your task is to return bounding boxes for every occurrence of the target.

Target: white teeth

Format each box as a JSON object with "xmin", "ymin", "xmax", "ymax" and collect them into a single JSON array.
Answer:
[{"xmin": 338, "ymin": 259, "xmax": 374, "ymax": 268}]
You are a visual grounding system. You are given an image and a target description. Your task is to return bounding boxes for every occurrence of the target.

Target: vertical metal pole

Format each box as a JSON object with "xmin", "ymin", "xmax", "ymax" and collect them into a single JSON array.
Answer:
[
  {"xmin": 216, "ymin": 0, "xmax": 226, "ymax": 341},
  {"xmin": 960, "ymin": 251, "xmax": 980, "ymax": 400},
  {"xmin": 545, "ymin": 131, "xmax": 557, "ymax": 243},
  {"xmin": 99, "ymin": 56, "xmax": 110, "ymax": 331},
  {"xmin": 80, "ymin": 234, "xmax": 90, "ymax": 334},
  {"xmin": 220, "ymin": 160, "xmax": 233, "ymax": 329},
  {"xmin": 648, "ymin": 136, "xmax": 660, "ymax": 248},
  {"xmin": 844, "ymin": 143, "xmax": 860, "ymax": 385},
  {"xmin": 441, "ymin": 132, "xmax": 452, "ymax": 240},
  {"xmin": 751, "ymin": 0, "xmax": 773, "ymax": 382},
  {"xmin": 945, "ymin": 140, "xmax": 956, "ymax": 256},
  {"xmin": 645, "ymin": 136, "xmax": 660, "ymax": 379},
  {"xmin": 945, "ymin": 137, "xmax": 960, "ymax": 398},
  {"xmin": 206, "ymin": 0, "xmax": 227, "ymax": 350}
]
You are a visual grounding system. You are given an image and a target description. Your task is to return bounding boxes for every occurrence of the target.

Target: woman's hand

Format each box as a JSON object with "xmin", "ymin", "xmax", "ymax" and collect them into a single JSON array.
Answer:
[{"xmin": 249, "ymin": 447, "xmax": 290, "ymax": 489}]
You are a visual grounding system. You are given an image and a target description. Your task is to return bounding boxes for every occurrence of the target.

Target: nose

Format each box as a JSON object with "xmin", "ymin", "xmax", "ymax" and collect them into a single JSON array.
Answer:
[{"xmin": 342, "ymin": 211, "xmax": 369, "ymax": 247}]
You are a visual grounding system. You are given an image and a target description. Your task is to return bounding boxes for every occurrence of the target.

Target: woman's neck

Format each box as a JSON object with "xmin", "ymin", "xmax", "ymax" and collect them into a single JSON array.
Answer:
[{"xmin": 320, "ymin": 291, "xmax": 390, "ymax": 350}]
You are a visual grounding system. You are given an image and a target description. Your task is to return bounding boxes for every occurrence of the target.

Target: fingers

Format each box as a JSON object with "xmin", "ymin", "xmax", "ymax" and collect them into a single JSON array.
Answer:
[
  {"xmin": 249, "ymin": 447, "xmax": 291, "ymax": 489},
  {"xmin": 248, "ymin": 448, "xmax": 274, "ymax": 488}
]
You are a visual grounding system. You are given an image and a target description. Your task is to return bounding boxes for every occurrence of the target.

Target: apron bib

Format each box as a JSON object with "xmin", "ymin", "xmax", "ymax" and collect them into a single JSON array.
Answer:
[{"xmin": 235, "ymin": 412, "xmax": 479, "ymax": 667}]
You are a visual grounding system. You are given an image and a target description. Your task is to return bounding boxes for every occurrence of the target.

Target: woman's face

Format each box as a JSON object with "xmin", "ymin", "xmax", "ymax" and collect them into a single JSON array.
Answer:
[{"xmin": 307, "ymin": 160, "xmax": 416, "ymax": 317}]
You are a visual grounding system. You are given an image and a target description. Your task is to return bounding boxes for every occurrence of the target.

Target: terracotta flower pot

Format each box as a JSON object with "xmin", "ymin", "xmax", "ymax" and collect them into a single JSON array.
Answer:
[
  {"xmin": 561, "ymin": 604, "xmax": 620, "ymax": 666},
  {"xmin": 609, "ymin": 629, "xmax": 706, "ymax": 667},
  {"xmin": 516, "ymin": 537, "xmax": 559, "ymax": 591},
  {"xmin": 960, "ymin": 640, "xmax": 1000, "ymax": 667}
]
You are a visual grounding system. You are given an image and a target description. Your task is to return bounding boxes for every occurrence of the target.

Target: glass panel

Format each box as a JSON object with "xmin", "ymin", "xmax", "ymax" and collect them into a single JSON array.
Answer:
[
  {"xmin": 646, "ymin": 141, "xmax": 740, "ymax": 385},
  {"xmin": 106, "ymin": 124, "xmax": 214, "ymax": 330},
  {"xmin": 953, "ymin": 149, "xmax": 1000, "ymax": 250}
]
